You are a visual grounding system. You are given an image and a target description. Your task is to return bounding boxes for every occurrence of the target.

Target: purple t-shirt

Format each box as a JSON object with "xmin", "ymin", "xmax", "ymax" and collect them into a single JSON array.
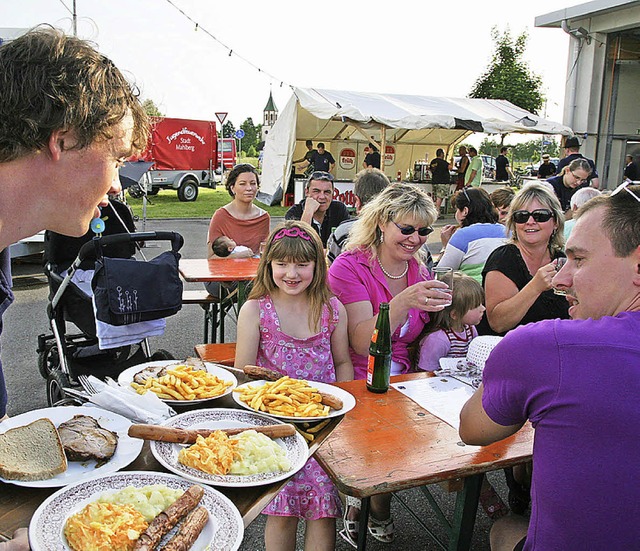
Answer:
[
  {"xmin": 482, "ymin": 312, "xmax": 640, "ymax": 550},
  {"xmin": 328, "ymin": 248, "xmax": 430, "ymax": 379}
]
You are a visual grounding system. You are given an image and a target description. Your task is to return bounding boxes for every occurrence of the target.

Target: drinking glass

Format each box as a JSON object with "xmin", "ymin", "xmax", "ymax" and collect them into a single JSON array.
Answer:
[
  {"xmin": 552, "ymin": 257, "xmax": 567, "ymax": 295},
  {"xmin": 433, "ymin": 266, "xmax": 453, "ymax": 305}
]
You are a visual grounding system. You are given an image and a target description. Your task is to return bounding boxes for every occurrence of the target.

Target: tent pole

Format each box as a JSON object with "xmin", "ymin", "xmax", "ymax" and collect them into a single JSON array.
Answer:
[{"xmin": 380, "ymin": 127, "xmax": 387, "ymax": 173}]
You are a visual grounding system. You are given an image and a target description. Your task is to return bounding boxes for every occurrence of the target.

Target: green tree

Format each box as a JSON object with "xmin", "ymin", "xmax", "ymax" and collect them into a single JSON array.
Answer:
[
  {"xmin": 142, "ymin": 99, "xmax": 163, "ymax": 117},
  {"xmin": 479, "ymin": 137, "xmax": 501, "ymax": 158},
  {"xmin": 469, "ymin": 27, "xmax": 544, "ymax": 115},
  {"xmin": 222, "ymin": 121, "xmax": 235, "ymax": 139},
  {"xmin": 240, "ymin": 118, "xmax": 259, "ymax": 153}
]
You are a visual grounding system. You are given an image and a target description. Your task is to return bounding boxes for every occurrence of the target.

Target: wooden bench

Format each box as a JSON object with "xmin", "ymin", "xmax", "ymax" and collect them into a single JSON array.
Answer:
[
  {"xmin": 182, "ymin": 290, "xmax": 220, "ymax": 343},
  {"xmin": 194, "ymin": 342, "xmax": 236, "ymax": 367}
]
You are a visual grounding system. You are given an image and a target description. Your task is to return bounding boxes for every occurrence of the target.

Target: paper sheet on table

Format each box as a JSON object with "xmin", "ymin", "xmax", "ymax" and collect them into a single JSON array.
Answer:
[{"xmin": 391, "ymin": 377, "xmax": 474, "ymax": 431}]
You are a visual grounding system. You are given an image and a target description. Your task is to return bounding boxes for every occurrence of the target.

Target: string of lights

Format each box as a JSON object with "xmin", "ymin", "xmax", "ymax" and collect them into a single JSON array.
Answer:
[{"xmin": 163, "ymin": 0, "xmax": 292, "ymax": 90}]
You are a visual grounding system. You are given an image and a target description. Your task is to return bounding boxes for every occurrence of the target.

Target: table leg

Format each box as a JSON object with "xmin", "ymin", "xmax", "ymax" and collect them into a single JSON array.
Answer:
[
  {"xmin": 218, "ymin": 285, "xmax": 227, "ymax": 343},
  {"xmin": 237, "ymin": 281, "xmax": 248, "ymax": 309},
  {"xmin": 448, "ymin": 474, "xmax": 483, "ymax": 551},
  {"xmin": 357, "ymin": 497, "xmax": 370, "ymax": 550}
]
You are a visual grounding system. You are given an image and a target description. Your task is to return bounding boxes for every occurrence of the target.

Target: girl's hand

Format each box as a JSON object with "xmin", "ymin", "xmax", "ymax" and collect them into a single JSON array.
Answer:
[
  {"xmin": 531, "ymin": 262, "xmax": 557, "ymax": 294},
  {"xmin": 397, "ymin": 280, "xmax": 451, "ymax": 312}
]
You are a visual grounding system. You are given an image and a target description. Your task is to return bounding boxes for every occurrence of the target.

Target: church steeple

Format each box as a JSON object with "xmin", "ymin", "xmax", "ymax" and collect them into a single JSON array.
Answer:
[
  {"xmin": 262, "ymin": 91, "xmax": 278, "ymax": 142},
  {"xmin": 263, "ymin": 91, "xmax": 278, "ymax": 127}
]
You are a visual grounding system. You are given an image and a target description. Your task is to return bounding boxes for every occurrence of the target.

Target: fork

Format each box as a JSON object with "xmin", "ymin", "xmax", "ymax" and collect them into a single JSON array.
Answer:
[{"xmin": 77, "ymin": 374, "xmax": 98, "ymax": 395}]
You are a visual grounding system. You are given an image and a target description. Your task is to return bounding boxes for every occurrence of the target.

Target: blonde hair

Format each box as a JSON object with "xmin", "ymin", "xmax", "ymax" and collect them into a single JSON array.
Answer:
[
  {"xmin": 505, "ymin": 182, "xmax": 565, "ymax": 255},
  {"xmin": 345, "ymin": 182, "xmax": 438, "ymax": 260},
  {"xmin": 249, "ymin": 220, "xmax": 332, "ymax": 331},
  {"xmin": 427, "ymin": 273, "xmax": 484, "ymax": 332}
]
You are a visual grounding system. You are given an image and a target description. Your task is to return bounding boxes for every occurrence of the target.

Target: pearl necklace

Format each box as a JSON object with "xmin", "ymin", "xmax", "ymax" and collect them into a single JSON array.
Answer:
[{"xmin": 377, "ymin": 256, "xmax": 408, "ymax": 280}]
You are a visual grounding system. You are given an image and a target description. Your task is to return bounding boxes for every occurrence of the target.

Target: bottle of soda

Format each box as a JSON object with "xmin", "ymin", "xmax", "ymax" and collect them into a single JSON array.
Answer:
[{"xmin": 366, "ymin": 302, "xmax": 391, "ymax": 393}]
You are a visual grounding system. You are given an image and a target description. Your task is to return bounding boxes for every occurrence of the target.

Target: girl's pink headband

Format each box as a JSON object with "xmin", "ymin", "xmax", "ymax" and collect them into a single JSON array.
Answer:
[{"xmin": 273, "ymin": 227, "xmax": 311, "ymax": 241}]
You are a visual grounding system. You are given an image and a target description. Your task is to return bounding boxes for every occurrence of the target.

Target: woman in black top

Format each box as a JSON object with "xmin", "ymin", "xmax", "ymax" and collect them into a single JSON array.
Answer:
[{"xmin": 479, "ymin": 183, "xmax": 569, "ymax": 336}]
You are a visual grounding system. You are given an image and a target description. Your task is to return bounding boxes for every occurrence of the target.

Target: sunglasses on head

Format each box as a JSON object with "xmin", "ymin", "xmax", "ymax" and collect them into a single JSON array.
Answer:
[
  {"xmin": 310, "ymin": 171, "xmax": 334, "ymax": 181},
  {"xmin": 512, "ymin": 209, "xmax": 554, "ymax": 224},
  {"xmin": 611, "ymin": 181, "xmax": 640, "ymax": 203},
  {"xmin": 393, "ymin": 221, "xmax": 434, "ymax": 236}
]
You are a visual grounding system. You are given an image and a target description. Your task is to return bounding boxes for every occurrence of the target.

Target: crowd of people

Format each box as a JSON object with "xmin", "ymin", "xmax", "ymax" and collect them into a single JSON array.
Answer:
[{"xmin": 1, "ymin": 26, "xmax": 639, "ymax": 551}]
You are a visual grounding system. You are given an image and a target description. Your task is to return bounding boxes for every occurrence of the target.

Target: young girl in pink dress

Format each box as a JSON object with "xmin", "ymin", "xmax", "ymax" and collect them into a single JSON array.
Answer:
[
  {"xmin": 417, "ymin": 272, "xmax": 485, "ymax": 371},
  {"xmin": 235, "ymin": 220, "xmax": 354, "ymax": 551}
]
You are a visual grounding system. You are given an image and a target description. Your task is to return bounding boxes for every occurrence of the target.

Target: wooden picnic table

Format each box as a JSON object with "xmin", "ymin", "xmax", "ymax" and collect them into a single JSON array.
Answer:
[
  {"xmin": 315, "ymin": 372, "xmax": 534, "ymax": 550},
  {"xmin": 0, "ymin": 390, "xmax": 340, "ymax": 543},
  {"xmin": 179, "ymin": 258, "xmax": 260, "ymax": 342}
]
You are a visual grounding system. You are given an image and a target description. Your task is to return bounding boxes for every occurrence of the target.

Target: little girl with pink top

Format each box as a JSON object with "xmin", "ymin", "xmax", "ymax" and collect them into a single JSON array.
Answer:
[{"xmin": 235, "ymin": 220, "xmax": 354, "ymax": 551}]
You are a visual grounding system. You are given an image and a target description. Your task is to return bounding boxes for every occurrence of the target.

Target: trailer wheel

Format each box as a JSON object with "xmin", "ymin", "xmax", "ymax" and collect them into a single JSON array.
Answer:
[
  {"xmin": 147, "ymin": 187, "xmax": 160, "ymax": 196},
  {"xmin": 128, "ymin": 183, "xmax": 144, "ymax": 199},
  {"xmin": 178, "ymin": 178, "xmax": 199, "ymax": 202}
]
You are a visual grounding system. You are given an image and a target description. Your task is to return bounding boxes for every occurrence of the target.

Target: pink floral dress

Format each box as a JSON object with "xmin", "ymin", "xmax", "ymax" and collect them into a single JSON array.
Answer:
[{"xmin": 258, "ymin": 294, "xmax": 342, "ymax": 520}]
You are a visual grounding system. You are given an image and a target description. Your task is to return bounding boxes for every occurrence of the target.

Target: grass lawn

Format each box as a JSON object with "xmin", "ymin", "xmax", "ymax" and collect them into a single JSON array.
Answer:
[{"xmin": 126, "ymin": 186, "xmax": 289, "ymax": 219}]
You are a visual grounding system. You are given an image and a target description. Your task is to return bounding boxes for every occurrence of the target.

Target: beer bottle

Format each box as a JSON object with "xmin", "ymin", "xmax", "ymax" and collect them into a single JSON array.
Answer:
[{"xmin": 366, "ymin": 302, "xmax": 391, "ymax": 393}]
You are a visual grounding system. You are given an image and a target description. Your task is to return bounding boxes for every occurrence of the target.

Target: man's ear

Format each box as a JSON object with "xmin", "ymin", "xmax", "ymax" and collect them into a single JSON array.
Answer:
[
  {"xmin": 633, "ymin": 245, "xmax": 640, "ymax": 286},
  {"xmin": 354, "ymin": 196, "xmax": 362, "ymax": 213},
  {"xmin": 48, "ymin": 129, "xmax": 72, "ymax": 161}
]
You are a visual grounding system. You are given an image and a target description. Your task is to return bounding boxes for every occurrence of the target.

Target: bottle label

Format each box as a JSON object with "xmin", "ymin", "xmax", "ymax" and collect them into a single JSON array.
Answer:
[
  {"xmin": 366, "ymin": 354, "xmax": 375, "ymax": 385},
  {"xmin": 371, "ymin": 328, "xmax": 378, "ymax": 344}
]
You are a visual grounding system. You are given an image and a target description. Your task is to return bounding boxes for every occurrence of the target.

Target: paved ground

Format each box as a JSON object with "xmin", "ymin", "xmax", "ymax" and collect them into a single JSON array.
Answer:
[{"xmin": 4, "ymin": 214, "xmax": 513, "ymax": 550}]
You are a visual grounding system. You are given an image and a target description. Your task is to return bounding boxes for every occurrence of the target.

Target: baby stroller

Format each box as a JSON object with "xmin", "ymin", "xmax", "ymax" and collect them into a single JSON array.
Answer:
[{"xmin": 37, "ymin": 198, "xmax": 182, "ymax": 406}]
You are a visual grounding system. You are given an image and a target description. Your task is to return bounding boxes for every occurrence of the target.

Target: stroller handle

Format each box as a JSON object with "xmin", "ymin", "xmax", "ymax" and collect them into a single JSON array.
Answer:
[{"xmin": 77, "ymin": 231, "xmax": 184, "ymax": 262}]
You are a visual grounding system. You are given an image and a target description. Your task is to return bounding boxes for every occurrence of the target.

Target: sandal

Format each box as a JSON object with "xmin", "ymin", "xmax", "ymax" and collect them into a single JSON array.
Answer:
[
  {"xmin": 480, "ymin": 482, "xmax": 508, "ymax": 521},
  {"xmin": 339, "ymin": 496, "xmax": 361, "ymax": 549},
  {"xmin": 368, "ymin": 515, "xmax": 395, "ymax": 543}
]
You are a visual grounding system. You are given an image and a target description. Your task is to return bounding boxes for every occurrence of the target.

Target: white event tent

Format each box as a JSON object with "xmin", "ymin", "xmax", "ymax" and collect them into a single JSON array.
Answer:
[{"xmin": 259, "ymin": 88, "xmax": 573, "ymax": 204}]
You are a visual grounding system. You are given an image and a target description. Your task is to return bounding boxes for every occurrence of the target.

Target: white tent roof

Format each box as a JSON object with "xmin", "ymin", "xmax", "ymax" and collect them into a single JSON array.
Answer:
[{"xmin": 260, "ymin": 88, "xmax": 573, "ymax": 203}]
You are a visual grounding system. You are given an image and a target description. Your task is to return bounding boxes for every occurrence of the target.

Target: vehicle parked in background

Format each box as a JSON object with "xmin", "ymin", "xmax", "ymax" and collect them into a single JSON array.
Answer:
[
  {"xmin": 480, "ymin": 155, "xmax": 496, "ymax": 180},
  {"xmin": 525, "ymin": 158, "xmax": 560, "ymax": 177},
  {"xmin": 128, "ymin": 118, "xmax": 237, "ymax": 202}
]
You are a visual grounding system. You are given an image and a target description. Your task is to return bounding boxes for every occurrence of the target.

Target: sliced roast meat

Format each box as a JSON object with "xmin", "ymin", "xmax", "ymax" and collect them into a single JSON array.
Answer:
[{"xmin": 57, "ymin": 414, "xmax": 118, "ymax": 466}]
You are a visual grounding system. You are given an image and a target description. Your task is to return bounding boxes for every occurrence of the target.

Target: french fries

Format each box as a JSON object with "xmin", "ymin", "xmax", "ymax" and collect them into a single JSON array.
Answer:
[
  {"xmin": 131, "ymin": 364, "xmax": 233, "ymax": 401},
  {"xmin": 234, "ymin": 377, "xmax": 331, "ymax": 417}
]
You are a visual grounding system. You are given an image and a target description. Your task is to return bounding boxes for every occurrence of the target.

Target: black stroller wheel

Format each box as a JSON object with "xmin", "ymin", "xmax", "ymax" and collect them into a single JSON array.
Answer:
[
  {"xmin": 149, "ymin": 349, "xmax": 175, "ymax": 361},
  {"xmin": 46, "ymin": 370, "xmax": 75, "ymax": 407},
  {"xmin": 38, "ymin": 342, "xmax": 60, "ymax": 379}
]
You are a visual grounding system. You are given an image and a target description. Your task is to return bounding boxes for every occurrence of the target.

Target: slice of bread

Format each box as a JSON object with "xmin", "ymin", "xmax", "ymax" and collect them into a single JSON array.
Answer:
[{"xmin": 0, "ymin": 417, "xmax": 67, "ymax": 481}]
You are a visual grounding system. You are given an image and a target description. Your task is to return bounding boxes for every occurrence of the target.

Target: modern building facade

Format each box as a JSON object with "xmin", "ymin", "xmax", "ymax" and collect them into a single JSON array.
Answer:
[{"xmin": 537, "ymin": 1, "xmax": 640, "ymax": 187}]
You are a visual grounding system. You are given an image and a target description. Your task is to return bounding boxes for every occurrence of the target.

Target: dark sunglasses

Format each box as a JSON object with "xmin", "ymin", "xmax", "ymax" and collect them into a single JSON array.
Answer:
[
  {"xmin": 310, "ymin": 171, "xmax": 334, "ymax": 181},
  {"xmin": 393, "ymin": 221, "xmax": 434, "ymax": 236},
  {"xmin": 512, "ymin": 209, "xmax": 554, "ymax": 224}
]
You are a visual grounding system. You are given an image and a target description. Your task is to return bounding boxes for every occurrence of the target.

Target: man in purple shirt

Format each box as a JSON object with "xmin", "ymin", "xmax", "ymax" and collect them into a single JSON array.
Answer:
[{"xmin": 459, "ymin": 184, "xmax": 640, "ymax": 551}]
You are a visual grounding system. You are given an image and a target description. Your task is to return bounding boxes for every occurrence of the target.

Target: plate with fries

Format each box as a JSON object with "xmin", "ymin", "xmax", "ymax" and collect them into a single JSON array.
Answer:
[
  {"xmin": 117, "ymin": 360, "xmax": 238, "ymax": 406},
  {"xmin": 232, "ymin": 377, "xmax": 356, "ymax": 422},
  {"xmin": 29, "ymin": 471, "xmax": 243, "ymax": 551},
  {"xmin": 150, "ymin": 408, "xmax": 308, "ymax": 488}
]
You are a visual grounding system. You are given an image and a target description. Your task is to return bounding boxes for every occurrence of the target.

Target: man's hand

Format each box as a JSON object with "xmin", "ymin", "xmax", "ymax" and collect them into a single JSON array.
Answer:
[
  {"xmin": 0, "ymin": 528, "xmax": 29, "ymax": 551},
  {"xmin": 301, "ymin": 197, "xmax": 321, "ymax": 225}
]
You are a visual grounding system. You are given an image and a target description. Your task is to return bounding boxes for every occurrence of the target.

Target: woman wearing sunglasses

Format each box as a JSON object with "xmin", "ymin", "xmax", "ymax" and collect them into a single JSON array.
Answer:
[
  {"xmin": 327, "ymin": 183, "xmax": 450, "ymax": 546},
  {"xmin": 479, "ymin": 182, "xmax": 569, "ymax": 337},
  {"xmin": 437, "ymin": 187, "xmax": 507, "ymax": 283}
]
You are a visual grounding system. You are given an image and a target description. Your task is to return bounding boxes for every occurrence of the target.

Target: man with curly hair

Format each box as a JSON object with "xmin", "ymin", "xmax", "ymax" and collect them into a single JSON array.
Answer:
[{"xmin": 0, "ymin": 27, "xmax": 147, "ymax": 418}]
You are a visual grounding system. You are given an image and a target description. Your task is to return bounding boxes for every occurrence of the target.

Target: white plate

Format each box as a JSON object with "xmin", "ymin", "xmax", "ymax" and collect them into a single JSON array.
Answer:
[
  {"xmin": 0, "ymin": 406, "xmax": 142, "ymax": 488},
  {"xmin": 151, "ymin": 408, "xmax": 308, "ymax": 488},
  {"xmin": 232, "ymin": 380, "xmax": 356, "ymax": 422},
  {"xmin": 29, "ymin": 471, "xmax": 243, "ymax": 551},
  {"xmin": 117, "ymin": 360, "xmax": 238, "ymax": 406}
]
